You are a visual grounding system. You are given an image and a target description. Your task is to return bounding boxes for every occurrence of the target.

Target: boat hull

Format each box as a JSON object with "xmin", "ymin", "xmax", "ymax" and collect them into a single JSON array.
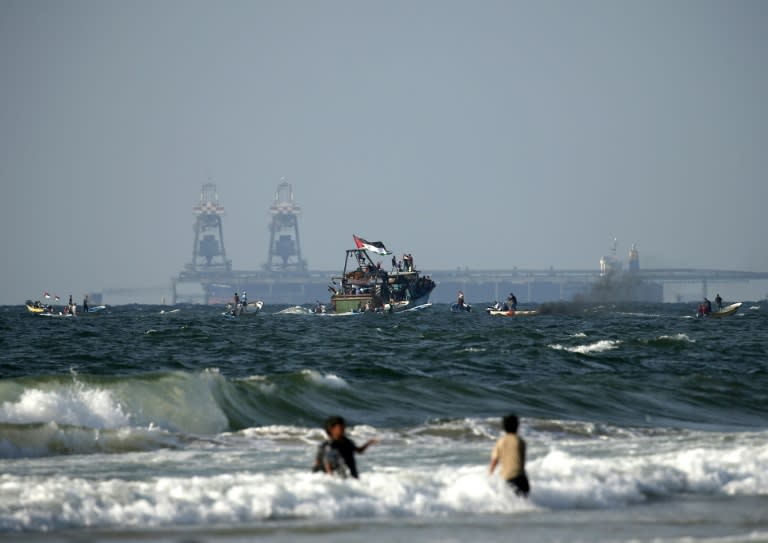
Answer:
[
  {"xmin": 705, "ymin": 302, "xmax": 742, "ymax": 318},
  {"xmin": 486, "ymin": 308, "xmax": 538, "ymax": 317}
]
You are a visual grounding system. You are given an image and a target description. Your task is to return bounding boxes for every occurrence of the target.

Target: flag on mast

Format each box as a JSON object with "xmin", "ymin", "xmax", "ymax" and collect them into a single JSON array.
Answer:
[{"xmin": 353, "ymin": 235, "xmax": 391, "ymax": 256}]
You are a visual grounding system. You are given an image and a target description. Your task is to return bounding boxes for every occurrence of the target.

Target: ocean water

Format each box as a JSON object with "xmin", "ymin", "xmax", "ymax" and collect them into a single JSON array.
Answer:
[{"xmin": 0, "ymin": 302, "xmax": 767, "ymax": 543}]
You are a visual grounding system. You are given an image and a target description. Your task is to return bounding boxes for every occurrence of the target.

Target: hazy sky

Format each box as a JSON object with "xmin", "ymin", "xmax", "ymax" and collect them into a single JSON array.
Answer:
[{"xmin": 1, "ymin": 0, "xmax": 766, "ymax": 303}]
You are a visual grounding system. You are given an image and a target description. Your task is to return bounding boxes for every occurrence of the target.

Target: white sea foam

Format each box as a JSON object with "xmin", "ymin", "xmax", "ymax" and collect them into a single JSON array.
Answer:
[
  {"xmin": 0, "ymin": 384, "xmax": 130, "ymax": 429},
  {"xmin": 0, "ymin": 372, "xmax": 230, "ymax": 438},
  {"xmin": 548, "ymin": 339, "xmax": 621, "ymax": 354},
  {"xmin": 657, "ymin": 333, "xmax": 695, "ymax": 343},
  {"xmin": 301, "ymin": 370, "xmax": 349, "ymax": 388},
  {"xmin": 569, "ymin": 332, "xmax": 588, "ymax": 338},
  {"xmin": 2, "ymin": 433, "xmax": 767, "ymax": 532}
]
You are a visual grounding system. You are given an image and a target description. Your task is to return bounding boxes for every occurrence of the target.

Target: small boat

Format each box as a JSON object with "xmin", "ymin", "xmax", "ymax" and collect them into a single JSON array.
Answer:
[
  {"xmin": 25, "ymin": 301, "xmax": 46, "ymax": 314},
  {"xmin": 485, "ymin": 308, "xmax": 539, "ymax": 317},
  {"xmin": 223, "ymin": 300, "xmax": 264, "ymax": 317},
  {"xmin": 702, "ymin": 302, "xmax": 742, "ymax": 318},
  {"xmin": 450, "ymin": 303, "xmax": 472, "ymax": 313}
]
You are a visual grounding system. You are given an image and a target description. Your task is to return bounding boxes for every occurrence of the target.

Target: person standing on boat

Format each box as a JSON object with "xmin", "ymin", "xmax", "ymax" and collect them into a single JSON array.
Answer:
[
  {"xmin": 391, "ymin": 255, "xmax": 397, "ymax": 271},
  {"xmin": 704, "ymin": 297, "xmax": 712, "ymax": 314},
  {"xmin": 715, "ymin": 294, "xmax": 723, "ymax": 310},
  {"xmin": 83, "ymin": 295, "xmax": 89, "ymax": 313},
  {"xmin": 242, "ymin": 291, "xmax": 248, "ymax": 307},
  {"xmin": 506, "ymin": 292, "xmax": 518, "ymax": 311},
  {"xmin": 457, "ymin": 291, "xmax": 465, "ymax": 308}
]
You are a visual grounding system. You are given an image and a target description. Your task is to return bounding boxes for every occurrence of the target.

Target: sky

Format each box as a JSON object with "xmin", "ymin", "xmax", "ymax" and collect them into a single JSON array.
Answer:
[{"xmin": 1, "ymin": 0, "xmax": 766, "ymax": 304}]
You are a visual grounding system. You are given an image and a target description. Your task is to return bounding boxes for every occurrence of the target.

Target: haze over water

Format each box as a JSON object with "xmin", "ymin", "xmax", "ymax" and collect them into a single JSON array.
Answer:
[{"xmin": 1, "ymin": 1, "xmax": 767, "ymax": 304}]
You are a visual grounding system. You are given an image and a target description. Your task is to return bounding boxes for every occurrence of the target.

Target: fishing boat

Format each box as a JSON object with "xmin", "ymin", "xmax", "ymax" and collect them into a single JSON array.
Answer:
[
  {"xmin": 701, "ymin": 302, "xmax": 742, "ymax": 318},
  {"xmin": 329, "ymin": 237, "xmax": 435, "ymax": 314}
]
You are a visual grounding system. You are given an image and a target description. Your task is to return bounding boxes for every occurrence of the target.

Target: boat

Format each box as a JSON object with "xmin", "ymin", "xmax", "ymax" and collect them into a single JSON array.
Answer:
[
  {"xmin": 329, "ymin": 241, "xmax": 435, "ymax": 314},
  {"xmin": 485, "ymin": 308, "xmax": 539, "ymax": 317},
  {"xmin": 450, "ymin": 303, "xmax": 472, "ymax": 313},
  {"xmin": 25, "ymin": 301, "xmax": 47, "ymax": 314},
  {"xmin": 223, "ymin": 300, "xmax": 264, "ymax": 317},
  {"xmin": 701, "ymin": 302, "xmax": 742, "ymax": 318}
]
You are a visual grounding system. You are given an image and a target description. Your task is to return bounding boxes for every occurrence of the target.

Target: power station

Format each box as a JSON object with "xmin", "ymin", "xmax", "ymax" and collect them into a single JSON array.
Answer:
[{"xmin": 167, "ymin": 184, "xmax": 767, "ymax": 306}]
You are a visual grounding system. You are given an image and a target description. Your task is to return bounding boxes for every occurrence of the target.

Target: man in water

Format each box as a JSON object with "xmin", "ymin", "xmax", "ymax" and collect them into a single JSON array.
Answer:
[
  {"xmin": 715, "ymin": 294, "xmax": 723, "ymax": 310},
  {"xmin": 489, "ymin": 414, "xmax": 530, "ymax": 497},
  {"xmin": 312, "ymin": 415, "xmax": 377, "ymax": 478}
]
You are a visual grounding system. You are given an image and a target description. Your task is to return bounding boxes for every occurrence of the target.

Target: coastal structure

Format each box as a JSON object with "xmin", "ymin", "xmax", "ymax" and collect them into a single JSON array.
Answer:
[
  {"xmin": 190, "ymin": 184, "xmax": 230, "ymax": 273},
  {"xmin": 265, "ymin": 180, "xmax": 307, "ymax": 273},
  {"xmin": 167, "ymin": 186, "xmax": 762, "ymax": 306}
]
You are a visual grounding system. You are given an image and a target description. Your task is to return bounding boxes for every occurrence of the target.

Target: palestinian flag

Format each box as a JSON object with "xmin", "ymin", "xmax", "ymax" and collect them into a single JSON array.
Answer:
[{"xmin": 353, "ymin": 235, "xmax": 391, "ymax": 255}]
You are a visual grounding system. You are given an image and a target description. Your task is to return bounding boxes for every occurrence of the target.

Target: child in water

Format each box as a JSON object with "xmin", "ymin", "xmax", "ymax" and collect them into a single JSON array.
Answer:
[
  {"xmin": 313, "ymin": 415, "xmax": 378, "ymax": 478},
  {"xmin": 488, "ymin": 414, "xmax": 530, "ymax": 497}
]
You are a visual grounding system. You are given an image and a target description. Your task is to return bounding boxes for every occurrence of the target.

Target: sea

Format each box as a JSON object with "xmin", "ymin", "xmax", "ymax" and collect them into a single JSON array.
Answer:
[{"xmin": 0, "ymin": 302, "xmax": 766, "ymax": 543}]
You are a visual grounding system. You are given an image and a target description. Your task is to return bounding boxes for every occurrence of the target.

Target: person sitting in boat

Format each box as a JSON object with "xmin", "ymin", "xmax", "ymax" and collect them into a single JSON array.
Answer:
[
  {"xmin": 506, "ymin": 293, "xmax": 518, "ymax": 311},
  {"xmin": 715, "ymin": 294, "xmax": 723, "ymax": 310}
]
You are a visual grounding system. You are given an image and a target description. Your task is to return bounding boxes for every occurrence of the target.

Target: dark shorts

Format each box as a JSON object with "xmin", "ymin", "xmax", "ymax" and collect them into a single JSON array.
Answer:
[{"xmin": 507, "ymin": 474, "xmax": 530, "ymax": 497}]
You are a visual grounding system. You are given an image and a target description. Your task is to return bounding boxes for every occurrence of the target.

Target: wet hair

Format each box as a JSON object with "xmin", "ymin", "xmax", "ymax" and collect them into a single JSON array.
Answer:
[
  {"xmin": 324, "ymin": 415, "xmax": 346, "ymax": 435},
  {"xmin": 502, "ymin": 414, "xmax": 519, "ymax": 433}
]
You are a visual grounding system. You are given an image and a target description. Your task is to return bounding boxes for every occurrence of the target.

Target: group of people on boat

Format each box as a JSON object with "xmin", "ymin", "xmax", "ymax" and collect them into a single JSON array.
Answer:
[
  {"xmin": 697, "ymin": 294, "xmax": 723, "ymax": 317},
  {"xmin": 390, "ymin": 254, "xmax": 415, "ymax": 273},
  {"xmin": 27, "ymin": 294, "xmax": 90, "ymax": 316},
  {"xmin": 489, "ymin": 292, "xmax": 518, "ymax": 312},
  {"xmin": 229, "ymin": 291, "xmax": 249, "ymax": 316}
]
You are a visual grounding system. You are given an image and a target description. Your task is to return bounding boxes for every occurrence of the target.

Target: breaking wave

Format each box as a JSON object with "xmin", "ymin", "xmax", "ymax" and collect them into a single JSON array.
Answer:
[{"xmin": 548, "ymin": 339, "xmax": 622, "ymax": 354}]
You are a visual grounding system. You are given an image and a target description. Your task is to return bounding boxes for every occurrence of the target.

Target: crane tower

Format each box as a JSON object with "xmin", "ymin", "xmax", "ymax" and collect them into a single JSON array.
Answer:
[
  {"xmin": 190, "ymin": 183, "xmax": 231, "ymax": 272},
  {"xmin": 265, "ymin": 180, "xmax": 307, "ymax": 272}
]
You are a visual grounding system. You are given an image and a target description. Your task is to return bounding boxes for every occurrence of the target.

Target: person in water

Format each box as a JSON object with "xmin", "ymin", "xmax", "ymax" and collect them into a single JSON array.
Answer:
[
  {"xmin": 715, "ymin": 294, "xmax": 723, "ymax": 310},
  {"xmin": 489, "ymin": 414, "xmax": 530, "ymax": 497},
  {"xmin": 313, "ymin": 416, "xmax": 377, "ymax": 478}
]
